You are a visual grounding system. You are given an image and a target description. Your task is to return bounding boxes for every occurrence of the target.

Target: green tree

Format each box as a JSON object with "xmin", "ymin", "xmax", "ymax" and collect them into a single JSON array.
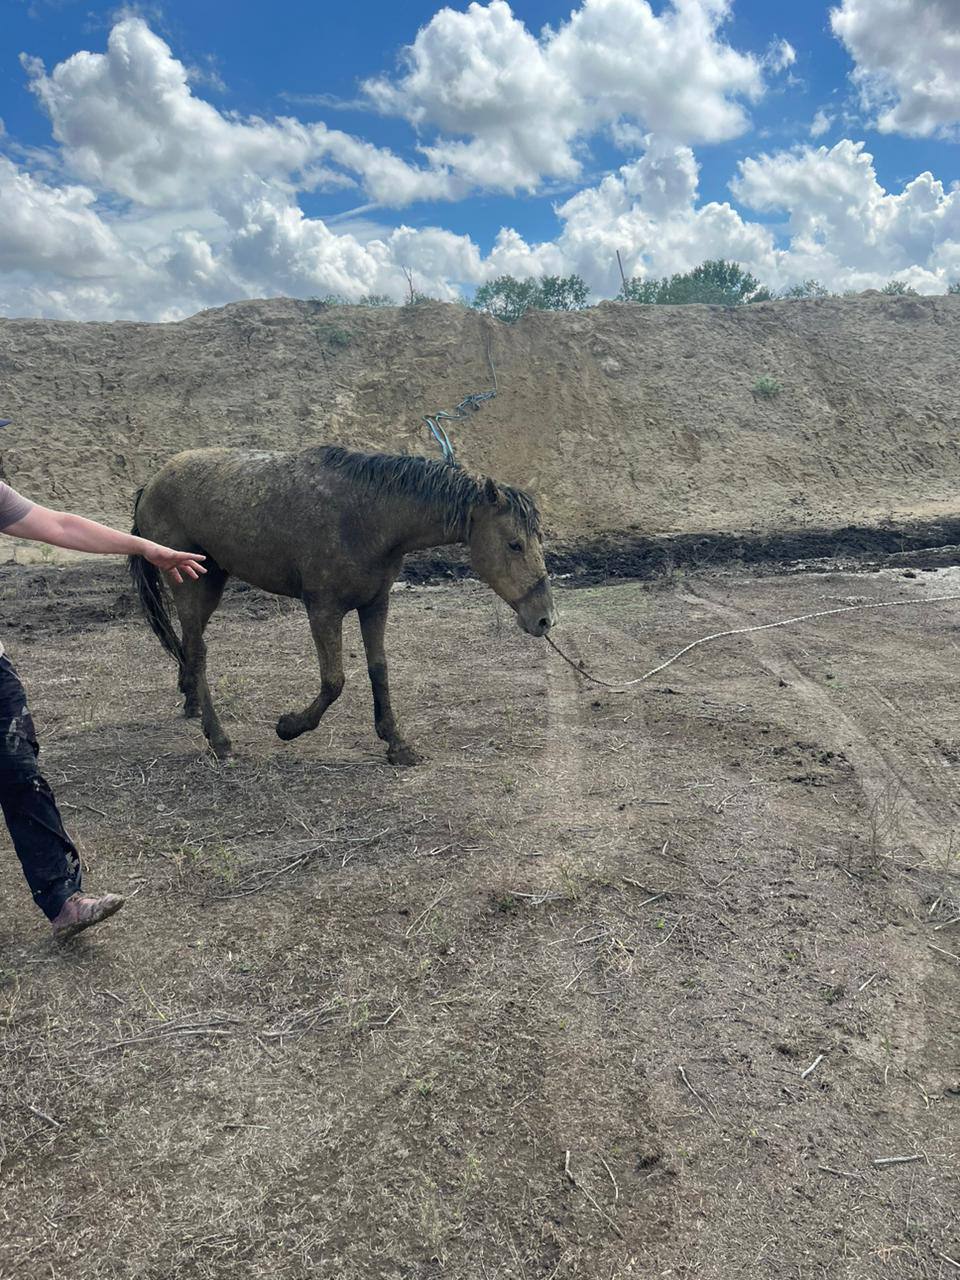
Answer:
[
  {"xmin": 473, "ymin": 276, "xmax": 540, "ymax": 321},
  {"xmin": 618, "ymin": 259, "xmax": 771, "ymax": 306},
  {"xmin": 536, "ymin": 274, "xmax": 591, "ymax": 310},
  {"xmin": 880, "ymin": 279, "xmax": 918, "ymax": 295},
  {"xmin": 946, "ymin": 281, "xmax": 960, "ymax": 295},
  {"xmin": 472, "ymin": 274, "xmax": 590, "ymax": 322},
  {"xmin": 617, "ymin": 277, "xmax": 662, "ymax": 304},
  {"xmin": 780, "ymin": 279, "xmax": 831, "ymax": 299},
  {"xmin": 306, "ymin": 294, "xmax": 347, "ymax": 309},
  {"xmin": 663, "ymin": 259, "xmax": 771, "ymax": 304}
]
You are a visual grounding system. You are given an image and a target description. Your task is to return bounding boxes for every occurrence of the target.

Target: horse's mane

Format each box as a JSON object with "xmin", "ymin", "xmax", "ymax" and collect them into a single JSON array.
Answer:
[{"xmin": 314, "ymin": 446, "xmax": 542, "ymax": 540}]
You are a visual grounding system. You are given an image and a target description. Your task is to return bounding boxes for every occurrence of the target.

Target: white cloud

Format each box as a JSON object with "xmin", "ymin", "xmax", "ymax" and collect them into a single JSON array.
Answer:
[
  {"xmin": 764, "ymin": 38, "xmax": 796, "ymax": 73},
  {"xmin": 220, "ymin": 185, "xmax": 476, "ymax": 302},
  {"xmin": 522, "ymin": 144, "xmax": 775, "ymax": 294},
  {"xmin": 365, "ymin": 0, "xmax": 765, "ymax": 192},
  {"xmin": 4, "ymin": 11, "xmax": 960, "ymax": 321},
  {"xmin": 6, "ymin": 131, "xmax": 960, "ymax": 321},
  {"xmin": 0, "ymin": 156, "xmax": 128, "ymax": 277},
  {"xmin": 22, "ymin": 17, "xmax": 458, "ymax": 209},
  {"xmin": 731, "ymin": 139, "xmax": 960, "ymax": 286},
  {"xmin": 480, "ymin": 138, "xmax": 960, "ymax": 299},
  {"xmin": 831, "ymin": 0, "xmax": 960, "ymax": 137},
  {"xmin": 18, "ymin": 5, "xmax": 774, "ymax": 213},
  {"xmin": 810, "ymin": 108, "xmax": 833, "ymax": 138}
]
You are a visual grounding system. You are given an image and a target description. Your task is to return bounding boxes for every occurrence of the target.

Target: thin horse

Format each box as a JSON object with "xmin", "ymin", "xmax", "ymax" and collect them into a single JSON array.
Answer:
[{"xmin": 129, "ymin": 445, "xmax": 556, "ymax": 764}]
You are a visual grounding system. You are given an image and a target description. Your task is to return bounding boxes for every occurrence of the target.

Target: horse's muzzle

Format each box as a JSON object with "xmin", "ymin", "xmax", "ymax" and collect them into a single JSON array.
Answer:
[
  {"xmin": 514, "ymin": 576, "xmax": 557, "ymax": 637},
  {"xmin": 517, "ymin": 612, "xmax": 555, "ymax": 637}
]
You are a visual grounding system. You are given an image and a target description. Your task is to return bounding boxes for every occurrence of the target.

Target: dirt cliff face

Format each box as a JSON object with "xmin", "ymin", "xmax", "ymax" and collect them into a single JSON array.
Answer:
[{"xmin": 1, "ymin": 293, "xmax": 958, "ymax": 539}]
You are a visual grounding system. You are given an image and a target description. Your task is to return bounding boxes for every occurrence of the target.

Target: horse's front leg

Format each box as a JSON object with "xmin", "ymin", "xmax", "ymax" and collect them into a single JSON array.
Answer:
[
  {"xmin": 276, "ymin": 595, "xmax": 346, "ymax": 741},
  {"xmin": 358, "ymin": 594, "xmax": 422, "ymax": 767}
]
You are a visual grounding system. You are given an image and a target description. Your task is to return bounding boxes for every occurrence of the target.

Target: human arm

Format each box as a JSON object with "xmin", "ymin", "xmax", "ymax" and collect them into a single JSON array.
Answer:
[{"xmin": 3, "ymin": 505, "xmax": 206, "ymax": 585}]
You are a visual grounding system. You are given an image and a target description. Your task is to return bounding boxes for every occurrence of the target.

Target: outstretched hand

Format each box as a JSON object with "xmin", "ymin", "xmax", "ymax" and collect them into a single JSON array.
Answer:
[{"xmin": 142, "ymin": 542, "xmax": 207, "ymax": 585}]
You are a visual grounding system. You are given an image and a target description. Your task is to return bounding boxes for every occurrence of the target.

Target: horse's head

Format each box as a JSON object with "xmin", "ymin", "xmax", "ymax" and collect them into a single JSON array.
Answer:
[{"xmin": 468, "ymin": 477, "xmax": 556, "ymax": 637}]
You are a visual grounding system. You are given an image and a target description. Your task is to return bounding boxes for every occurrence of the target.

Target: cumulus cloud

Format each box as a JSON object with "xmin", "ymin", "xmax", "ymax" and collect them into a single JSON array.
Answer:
[
  {"xmin": 19, "ymin": 6, "xmax": 776, "ymax": 211},
  {"xmin": 4, "ymin": 10, "xmax": 960, "ymax": 321},
  {"xmin": 22, "ymin": 17, "xmax": 458, "ymax": 209},
  {"xmin": 480, "ymin": 138, "xmax": 960, "ymax": 298},
  {"xmin": 0, "ymin": 156, "xmax": 128, "ymax": 277},
  {"xmin": 5, "ymin": 131, "xmax": 960, "ymax": 321},
  {"xmin": 220, "ymin": 185, "xmax": 477, "ymax": 302},
  {"xmin": 732, "ymin": 139, "xmax": 960, "ymax": 287},
  {"xmin": 364, "ymin": 0, "xmax": 765, "ymax": 191},
  {"xmin": 831, "ymin": 0, "xmax": 960, "ymax": 137},
  {"xmin": 489, "ymin": 144, "xmax": 773, "ymax": 296}
]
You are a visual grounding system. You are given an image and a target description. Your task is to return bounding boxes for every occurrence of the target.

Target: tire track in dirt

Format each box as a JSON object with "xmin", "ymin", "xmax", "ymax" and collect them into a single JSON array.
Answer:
[
  {"xmin": 527, "ymin": 600, "xmax": 684, "ymax": 1253},
  {"xmin": 678, "ymin": 579, "xmax": 960, "ymax": 1099},
  {"xmin": 678, "ymin": 581, "xmax": 958, "ymax": 858},
  {"xmin": 539, "ymin": 587, "xmax": 656, "ymax": 852},
  {"xmin": 534, "ymin": 584, "xmax": 960, "ymax": 1274}
]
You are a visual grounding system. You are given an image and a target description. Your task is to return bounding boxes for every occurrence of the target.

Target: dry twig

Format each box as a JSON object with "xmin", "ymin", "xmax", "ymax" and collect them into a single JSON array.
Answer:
[
  {"xmin": 599, "ymin": 1153, "xmax": 619, "ymax": 1203},
  {"xmin": 25, "ymin": 1103, "xmax": 61, "ymax": 1128},
  {"xmin": 818, "ymin": 1165, "xmax": 863, "ymax": 1180},
  {"xmin": 678, "ymin": 1065, "xmax": 719, "ymax": 1122},
  {"xmin": 404, "ymin": 889, "xmax": 449, "ymax": 938},
  {"xmin": 563, "ymin": 1151, "xmax": 624, "ymax": 1238}
]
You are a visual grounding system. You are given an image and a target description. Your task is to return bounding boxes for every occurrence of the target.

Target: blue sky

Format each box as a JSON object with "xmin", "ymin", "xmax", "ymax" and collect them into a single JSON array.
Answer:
[{"xmin": 1, "ymin": 0, "xmax": 959, "ymax": 318}]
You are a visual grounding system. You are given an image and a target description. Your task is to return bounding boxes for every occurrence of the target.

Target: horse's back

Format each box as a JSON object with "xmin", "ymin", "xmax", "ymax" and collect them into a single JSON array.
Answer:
[
  {"xmin": 137, "ymin": 447, "xmax": 342, "ymax": 595},
  {"xmin": 150, "ymin": 446, "xmax": 291, "ymax": 487}
]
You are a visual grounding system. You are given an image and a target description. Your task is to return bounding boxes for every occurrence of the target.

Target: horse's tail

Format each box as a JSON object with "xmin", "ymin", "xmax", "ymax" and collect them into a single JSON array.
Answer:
[{"xmin": 129, "ymin": 487, "xmax": 184, "ymax": 667}]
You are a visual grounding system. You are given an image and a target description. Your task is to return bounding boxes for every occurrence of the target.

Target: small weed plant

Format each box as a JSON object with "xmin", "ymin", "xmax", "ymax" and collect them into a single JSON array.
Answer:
[{"xmin": 318, "ymin": 325, "xmax": 352, "ymax": 350}]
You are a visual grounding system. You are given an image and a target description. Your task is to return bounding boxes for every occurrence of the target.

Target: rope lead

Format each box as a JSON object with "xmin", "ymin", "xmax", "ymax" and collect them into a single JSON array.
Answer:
[{"xmin": 546, "ymin": 591, "xmax": 960, "ymax": 692}]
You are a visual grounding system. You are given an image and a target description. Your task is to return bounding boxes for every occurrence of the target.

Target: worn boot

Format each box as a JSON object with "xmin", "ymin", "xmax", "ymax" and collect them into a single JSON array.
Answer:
[{"xmin": 50, "ymin": 892, "xmax": 124, "ymax": 941}]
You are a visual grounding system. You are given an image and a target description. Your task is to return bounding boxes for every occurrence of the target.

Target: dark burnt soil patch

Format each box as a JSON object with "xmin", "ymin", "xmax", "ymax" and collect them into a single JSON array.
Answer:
[
  {"xmin": 367, "ymin": 514, "xmax": 960, "ymax": 588},
  {"xmin": 547, "ymin": 515, "xmax": 960, "ymax": 585},
  {"xmin": 5, "ymin": 512, "xmax": 960, "ymax": 644}
]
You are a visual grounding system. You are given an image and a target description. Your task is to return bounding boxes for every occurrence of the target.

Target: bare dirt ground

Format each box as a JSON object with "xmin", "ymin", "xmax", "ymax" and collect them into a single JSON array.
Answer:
[{"xmin": 1, "ymin": 558, "xmax": 958, "ymax": 1279}]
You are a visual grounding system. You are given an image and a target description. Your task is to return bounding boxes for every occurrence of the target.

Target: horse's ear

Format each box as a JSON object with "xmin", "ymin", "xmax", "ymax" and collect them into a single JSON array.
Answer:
[{"xmin": 483, "ymin": 476, "xmax": 502, "ymax": 506}]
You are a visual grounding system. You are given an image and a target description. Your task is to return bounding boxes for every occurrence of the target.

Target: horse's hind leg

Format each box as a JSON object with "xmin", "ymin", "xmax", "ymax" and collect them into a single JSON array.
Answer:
[
  {"xmin": 276, "ymin": 594, "xmax": 346, "ymax": 742},
  {"xmin": 171, "ymin": 567, "xmax": 232, "ymax": 758},
  {"xmin": 358, "ymin": 593, "xmax": 421, "ymax": 767}
]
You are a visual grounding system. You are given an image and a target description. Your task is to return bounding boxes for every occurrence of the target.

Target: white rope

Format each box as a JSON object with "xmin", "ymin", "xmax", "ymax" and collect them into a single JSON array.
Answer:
[{"xmin": 545, "ymin": 591, "xmax": 960, "ymax": 693}]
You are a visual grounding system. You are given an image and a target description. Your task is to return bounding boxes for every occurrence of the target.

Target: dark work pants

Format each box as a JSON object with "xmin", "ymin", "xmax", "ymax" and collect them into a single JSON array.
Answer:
[{"xmin": 0, "ymin": 655, "xmax": 81, "ymax": 919}]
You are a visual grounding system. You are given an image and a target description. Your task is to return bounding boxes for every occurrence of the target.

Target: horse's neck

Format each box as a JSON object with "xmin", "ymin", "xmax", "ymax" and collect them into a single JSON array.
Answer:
[{"xmin": 392, "ymin": 493, "xmax": 466, "ymax": 553}]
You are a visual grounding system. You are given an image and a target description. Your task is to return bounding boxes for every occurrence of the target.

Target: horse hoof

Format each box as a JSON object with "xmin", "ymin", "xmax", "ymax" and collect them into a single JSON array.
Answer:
[
  {"xmin": 212, "ymin": 741, "xmax": 234, "ymax": 761},
  {"xmin": 276, "ymin": 714, "xmax": 303, "ymax": 741},
  {"xmin": 388, "ymin": 743, "xmax": 423, "ymax": 767}
]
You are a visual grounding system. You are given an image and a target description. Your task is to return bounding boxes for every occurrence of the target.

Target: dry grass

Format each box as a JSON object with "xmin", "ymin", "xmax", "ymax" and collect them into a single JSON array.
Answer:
[{"xmin": 0, "ymin": 565, "xmax": 958, "ymax": 1278}]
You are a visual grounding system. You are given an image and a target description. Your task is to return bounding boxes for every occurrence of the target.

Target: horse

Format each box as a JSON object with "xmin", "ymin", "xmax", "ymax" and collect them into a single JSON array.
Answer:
[{"xmin": 128, "ymin": 444, "xmax": 556, "ymax": 764}]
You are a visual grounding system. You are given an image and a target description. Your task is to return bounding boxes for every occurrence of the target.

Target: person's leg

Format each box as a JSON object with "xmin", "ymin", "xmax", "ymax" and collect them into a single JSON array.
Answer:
[{"xmin": 0, "ymin": 655, "xmax": 122, "ymax": 936}]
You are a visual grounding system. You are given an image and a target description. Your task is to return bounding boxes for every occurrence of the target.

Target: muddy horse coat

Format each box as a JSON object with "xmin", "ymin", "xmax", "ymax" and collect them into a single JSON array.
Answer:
[{"xmin": 129, "ymin": 445, "xmax": 556, "ymax": 763}]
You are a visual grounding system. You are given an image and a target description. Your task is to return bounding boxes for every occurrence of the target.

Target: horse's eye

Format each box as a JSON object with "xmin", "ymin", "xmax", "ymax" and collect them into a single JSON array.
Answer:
[{"xmin": 509, "ymin": 540, "xmax": 524, "ymax": 554}]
